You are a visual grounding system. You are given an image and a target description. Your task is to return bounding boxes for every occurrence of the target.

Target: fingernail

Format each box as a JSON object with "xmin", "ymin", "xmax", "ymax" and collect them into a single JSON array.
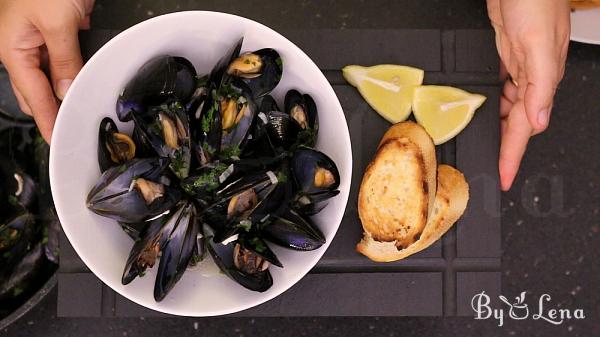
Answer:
[
  {"xmin": 56, "ymin": 79, "xmax": 73, "ymax": 100},
  {"xmin": 537, "ymin": 108, "xmax": 549, "ymax": 128}
]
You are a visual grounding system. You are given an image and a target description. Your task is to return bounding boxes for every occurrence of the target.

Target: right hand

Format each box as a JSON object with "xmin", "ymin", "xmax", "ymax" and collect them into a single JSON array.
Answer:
[{"xmin": 0, "ymin": 0, "xmax": 94, "ymax": 143}]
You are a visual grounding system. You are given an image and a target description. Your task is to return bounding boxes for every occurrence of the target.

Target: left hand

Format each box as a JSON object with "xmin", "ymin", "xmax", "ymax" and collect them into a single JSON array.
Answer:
[{"xmin": 487, "ymin": 0, "xmax": 570, "ymax": 191}]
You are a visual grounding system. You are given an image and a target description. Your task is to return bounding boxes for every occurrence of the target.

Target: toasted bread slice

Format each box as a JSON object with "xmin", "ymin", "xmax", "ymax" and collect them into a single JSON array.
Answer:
[
  {"xmin": 379, "ymin": 121, "xmax": 437, "ymax": 219},
  {"xmin": 358, "ymin": 138, "xmax": 428, "ymax": 248},
  {"xmin": 357, "ymin": 165, "xmax": 469, "ymax": 262}
]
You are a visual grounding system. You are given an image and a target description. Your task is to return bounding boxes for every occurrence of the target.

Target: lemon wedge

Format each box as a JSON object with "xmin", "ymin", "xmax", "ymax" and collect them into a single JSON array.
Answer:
[
  {"xmin": 342, "ymin": 65, "xmax": 424, "ymax": 123},
  {"xmin": 412, "ymin": 86, "xmax": 486, "ymax": 145}
]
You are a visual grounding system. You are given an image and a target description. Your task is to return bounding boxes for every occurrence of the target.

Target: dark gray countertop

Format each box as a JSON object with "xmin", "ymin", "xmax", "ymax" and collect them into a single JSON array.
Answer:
[{"xmin": 2, "ymin": 0, "xmax": 599, "ymax": 336}]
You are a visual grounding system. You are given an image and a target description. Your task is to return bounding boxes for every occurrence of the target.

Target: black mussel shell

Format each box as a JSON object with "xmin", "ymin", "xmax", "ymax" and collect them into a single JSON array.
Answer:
[
  {"xmin": 291, "ymin": 147, "xmax": 340, "ymax": 195},
  {"xmin": 262, "ymin": 208, "xmax": 325, "ymax": 251},
  {"xmin": 131, "ymin": 124, "xmax": 155, "ymax": 158},
  {"xmin": 122, "ymin": 214, "xmax": 172, "ymax": 285},
  {"xmin": 120, "ymin": 221, "xmax": 149, "ymax": 241},
  {"xmin": 227, "ymin": 48, "xmax": 282, "ymax": 98},
  {"xmin": 131, "ymin": 101, "xmax": 192, "ymax": 179},
  {"xmin": 264, "ymin": 111, "xmax": 301, "ymax": 152},
  {"xmin": 117, "ymin": 56, "xmax": 197, "ymax": 122},
  {"xmin": 218, "ymin": 80, "xmax": 258, "ymax": 158},
  {"xmin": 241, "ymin": 111, "xmax": 277, "ymax": 158},
  {"xmin": 258, "ymin": 95, "xmax": 280, "ymax": 113},
  {"xmin": 284, "ymin": 90, "xmax": 318, "ymax": 147},
  {"xmin": 98, "ymin": 117, "xmax": 136, "ymax": 172},
  {"xmin": 154, "ymin": 201, "xmax": 198, "ymax": 301},
  {"xmin": 207, "ymin": 239, "xmax": 273, "ymax": 292},
  {"xmin": 209, "ymin": 37, "xmax": 243, "ymax": 89},
  {"xmin": 86, "ymin": 158, "xmax": 182, "ymax": 223},
  {"xmin": 0, "ymin": 242, "xmax": 45, "ymax": 302},
  {"xmin": 0, "ymin": 213, "xmax": 36, "ymax": 274}
]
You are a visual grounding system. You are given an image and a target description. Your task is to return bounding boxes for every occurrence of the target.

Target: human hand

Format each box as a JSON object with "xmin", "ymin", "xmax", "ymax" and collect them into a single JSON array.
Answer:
[
  {"xmin": 0, "ymin": 0, "xmax": 94, "ymax": 143},
  {"xmin": 487, "ymin": 0, "xmax": 570, "ymax": 191}
]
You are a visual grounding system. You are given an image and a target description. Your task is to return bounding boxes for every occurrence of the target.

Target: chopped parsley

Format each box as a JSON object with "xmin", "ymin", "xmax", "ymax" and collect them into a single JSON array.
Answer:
[
  {"xmin": 7, "ymin": 195, "xmax": 18, "ymax": 206},
  {"xmin": 220, "ymin": 145, "xmax": 241, "ymax": 159},
  {"xmin": 250, "ymin": 237, "xmax": 266, "ymax": 253}
]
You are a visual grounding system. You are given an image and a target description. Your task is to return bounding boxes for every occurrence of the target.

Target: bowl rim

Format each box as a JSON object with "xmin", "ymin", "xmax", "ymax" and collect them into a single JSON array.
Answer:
[{"xmin": 50, "ymin": 10, "xmax": 352, "ymax": 316}]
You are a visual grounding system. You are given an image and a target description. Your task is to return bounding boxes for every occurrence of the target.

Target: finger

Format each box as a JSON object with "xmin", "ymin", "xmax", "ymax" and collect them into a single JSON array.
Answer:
[
  {"xmin": 523, "ymin": 41, "xmax": 559, "ymax": 133},
  {"xmin": 4, "ymin": 51, "xmax": 58, "ymax": 143},
  {"xmin": 39, "ymin": 20, "xmax": 83, "ymax": 100},
  {"xmin": 10, "ymin": 78, "xmax": 32, "ymax": 116},
  {"xmin": 499, "ymin": 100, "xmax": 533, "ymax": 191},
  {"xmin": 499, "ymin": 61, "xmax": 509, "ymax": 82}
]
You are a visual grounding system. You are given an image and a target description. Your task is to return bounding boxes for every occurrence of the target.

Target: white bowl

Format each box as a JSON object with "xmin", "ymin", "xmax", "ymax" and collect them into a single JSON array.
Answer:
[{"xmin": 50, "ymin": 11, "xmax": 351, "ymax": 316}]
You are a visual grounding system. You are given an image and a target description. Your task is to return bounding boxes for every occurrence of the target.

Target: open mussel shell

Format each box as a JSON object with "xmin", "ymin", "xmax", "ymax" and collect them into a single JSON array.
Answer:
[
  {"xmin": 98, "ymin": 117, "xmax": 136, "ymax": 172},
  {"xmin": 0, "ymin": 242, "xmax": 45, "ymax": 302},
  {"xmin": 218, "ymin": 79, "xmax": 258, "ymax": 158},
  {"xmin": 291, "ymin": 147, "xmax": 340, "ymax": 195},
  {"xmin": 262, "ymin": 208, "xmax": 325, "ymax": 251},
  {"xmin": 227, "ymin": 48, "xmax": 283, "ymax": 98},
  {"xmin": 209, "ymin": 37, "xmax": 243, "ymax": 89},
  {"xmin": 122, "ymin": 215, "xmax": 170, "ymax": 285},
  {"xmin": 131, "ymin": 101, "xmax": 192, "ymax": 179},
  {"xmin": 154, "ymin": 201, "xmax": 198, "ymax": 302},
  {"xmin": 238, "ymin": 233, "xmax": 283, "ymax": 268},
  {"xmin": 86, "ymin": 158, "xmax": 182, "ymax": 223},
  {"xmin": 117, "ymin": 56, "xmax": 197, "ymax": 122},
  {"xmin": 207, "ymin": 238, "xmax": 273, "ymax": 292},
  {"xmin": 284, "ymin": 90, "xmax": 318, "ymax": 147},
  {"xmin": 207, "ymin": 170, "xmax": 283, "ymax": 243},
  {"xmin": 0, "ymin": 213, "xmax": 36, "ymax": 273}
]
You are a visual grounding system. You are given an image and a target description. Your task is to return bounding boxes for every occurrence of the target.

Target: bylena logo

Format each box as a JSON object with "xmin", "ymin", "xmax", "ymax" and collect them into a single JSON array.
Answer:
[{"xmin": 471, "ymin": 291, "xmax": 586, "ymax": 327}]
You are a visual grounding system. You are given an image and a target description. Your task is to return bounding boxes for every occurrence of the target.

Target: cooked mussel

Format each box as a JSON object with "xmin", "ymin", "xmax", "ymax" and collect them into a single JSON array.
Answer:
[
  {"xmin": 262, "ymin": 208, "xmax": 325, "ymax": 251},
  {"xmin": 86, "ymin": 158, "xmax": 182, "ymax": 223},
  {"xmin": 121, "ymin": 201, "xmax": 198, "ymax": 302},
  {"xmin": 121, "ymin": 216, "xmax": 170, "ymax": 285},
  {"xmin": 132, "ymin": 101, "xmax": 192, "ymax": 179},
  {"xmin": 207, "ymin": 237, "xmax": 273, "ymax": 292},
  {"xmin": 284, "ymin": 90, "xmax": 318, "ymax": 147},
  {"xmin": 0, "ymin": 213, "xmax": 36, "ymax": 273},
  {"xmin": 289, "ymin": 147, "xmax": 340, "ymax": 215},
  {"xmin": 218, "ymin": 80, "xmax": 258, "ymax": 158},
  {"xmin": 98, "ymin": 117, "xmax": 136, "ymax": 172},
  {"xmin": 227, "ymin": 48, "xmax": 283, "ymax": 98},
  {"xmin": 154, "ymin": 201, "xmax": 198, "ymax": 301},
  {"xmin": 206, "ymin": 170, "xmax": 282, "ymax": 242},
  {"xmin": 117, "ymin": 56, "xmax": 197, "ymax": 122}
]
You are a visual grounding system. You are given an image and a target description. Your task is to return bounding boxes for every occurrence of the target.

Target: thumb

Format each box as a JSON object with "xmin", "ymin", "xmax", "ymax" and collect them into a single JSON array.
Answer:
[{"xmin": 40, "ymin": 21, "xmax": 83, "ymax": 100}]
